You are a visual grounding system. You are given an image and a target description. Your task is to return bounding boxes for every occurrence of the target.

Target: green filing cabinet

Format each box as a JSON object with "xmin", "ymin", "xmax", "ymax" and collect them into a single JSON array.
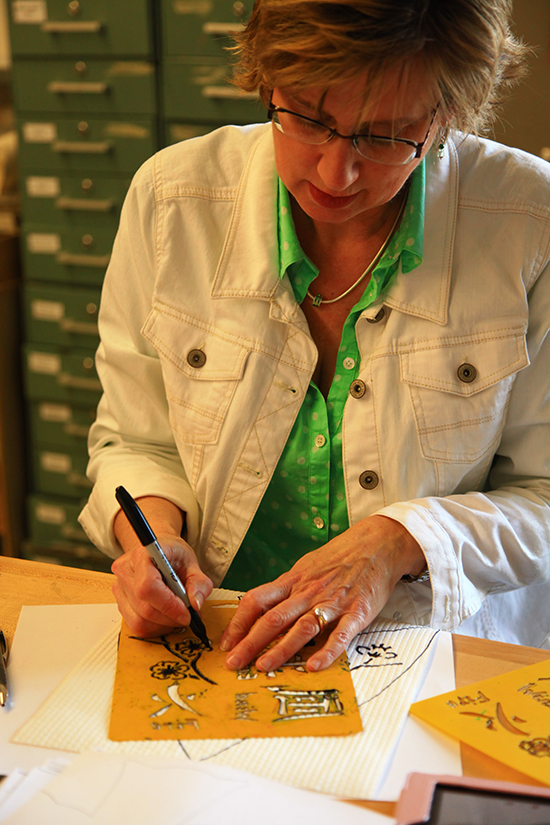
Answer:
[
  {"xmin": 162, "ymin": 57, "xmax": 263, "ymax": 123},
  {"xmin": 26, "ymin": 493, "xmax": 111, "ymax": 572},
  {"xmin": 29, "ymin": 399, "xmax": 96, "ymax": 451},
  {"xmin": 9, "ymin": 0, "xmax": 155, "ymax": 57},
  {"xmin": 23, "ymin": 342, "xmax": 102, "ymax": 405},
  {"xmin": 22, "ymin": 223, "xmax": 115, "ymax": 285},
  {"xmin": 24, "ymin": 282, "xmax": 101, "ymax": 346},
  {"xmin": 18, "ymin": 115, "xmax": 157, "ymax": 174},
  {"xmin": 161, "ymin": 0, "xmax": 248, "ymax": 58},
  {"xmin": 22, "ymin": 173, "xmax": 130, "ymax": 227},
  {"xmin": 11, "ymin": 2, "xmax": 262, "ymax": 568},
  {"xmin": 159, "ymin": 0, "xmax": 262, "ymax": 146},
  {"xmin": 11, "ymin": 58, "xmax": 156, "ymax": 114}
]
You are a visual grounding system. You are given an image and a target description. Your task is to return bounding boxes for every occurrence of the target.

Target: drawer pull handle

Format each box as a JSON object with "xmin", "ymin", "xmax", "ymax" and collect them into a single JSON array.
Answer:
[
  {"xmin": 201, "ymin": 85, "xmax": 258, "ymax": 100},
  {"xmin": 59, "ymin": 319, "xmax": 99, "ymax": 335},
  {"xmin": 41, "ymin": 20, "xmax": 102, "ymax": 33},
  {"xmin": 63, "ymin": 423, "xmax": 90, "ymax": 438},
  {"xmin": 52, "ymin": 140, "xmax": 112, "ymax": 154},
  {"xmin": 57, "ymin": 373, "xmax": 102, "ymax": 391},
  {"xmin": 48, "ymin": 81, "xmax": 108, "ymax": 94},
  {"xmin": 57, "ymin": 251, "xmax": 111, "ymax": 268},
  {"xmin": 56, "ymin": 196, "xmax": 114, "ymax": 212},
  {"xmin": 202, "ymin": 22, "xmax": 245, "ymax": 35}
]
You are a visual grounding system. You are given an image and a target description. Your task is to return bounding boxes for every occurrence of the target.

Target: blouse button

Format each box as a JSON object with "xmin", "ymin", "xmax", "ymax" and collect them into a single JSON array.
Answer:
[
  {"xmin": 187, "ymin": 349, "xmax": 207, "ymax": 368},
  {"xmin": 359, "ymin": 470, "xmax": 379, "ymax": 490},
  {"xmin": 349, "ymin": 379, "xmax": 366, "ymax": 399},
  {"xmin": 343, "ymin": 357, "xmax": 355, "ymax": 370},
  {"xmin": 314, "ymin": 434, "xmax": 326, "ymax": 448},
  {"xmin": 457, "ymin": 363, "xmax": 477, "ymax": 383},
  {"xmin": 313, "ymin": 516, "xmax": 325, "ymax": 529},
  {"xmin": 367, "ymin": 307, "xmax": 386, "ymax": 324}
]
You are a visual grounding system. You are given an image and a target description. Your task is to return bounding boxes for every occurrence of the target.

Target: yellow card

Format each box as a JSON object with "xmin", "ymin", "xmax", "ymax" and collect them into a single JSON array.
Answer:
[
  {"xmin": 109, "ymin": 601, "xmax": 362, "ymax": 741},
  {"xmin": 410, "ymin": 658, "xmax": 550, "ymax": 785}
]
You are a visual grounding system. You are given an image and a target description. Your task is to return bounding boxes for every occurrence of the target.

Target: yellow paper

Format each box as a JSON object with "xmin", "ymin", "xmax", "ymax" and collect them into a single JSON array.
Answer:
[
  {"xmin": 410, "ymin": 657, "xmax": 550, "ymax": 785},
  {"xmin": 109, "ymin": 601, "xmax": 362, "ymax": 741}
]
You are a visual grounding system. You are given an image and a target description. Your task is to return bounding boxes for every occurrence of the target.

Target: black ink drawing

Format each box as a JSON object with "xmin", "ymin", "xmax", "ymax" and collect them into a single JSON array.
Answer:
[{"xmin": 131, "ymin": 634, "xmax": 217, "ymax": 685}]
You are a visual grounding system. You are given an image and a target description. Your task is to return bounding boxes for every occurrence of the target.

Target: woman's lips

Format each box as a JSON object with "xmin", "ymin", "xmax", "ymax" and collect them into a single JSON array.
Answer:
[{"xmin": 308, "ymin": 182, "xmax": 359, "ymax": 209}]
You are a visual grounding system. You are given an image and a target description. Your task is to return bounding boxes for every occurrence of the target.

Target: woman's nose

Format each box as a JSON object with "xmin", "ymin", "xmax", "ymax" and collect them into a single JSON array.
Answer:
[{"xmin": 316, "ymin": 137, "xmax": 360, "ymax": 192}]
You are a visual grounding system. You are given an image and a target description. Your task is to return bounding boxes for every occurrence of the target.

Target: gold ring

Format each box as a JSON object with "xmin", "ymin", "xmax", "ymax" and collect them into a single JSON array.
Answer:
[{"xmin": 313, "ymin": 606, "xmax": 329, "ymax": 632}]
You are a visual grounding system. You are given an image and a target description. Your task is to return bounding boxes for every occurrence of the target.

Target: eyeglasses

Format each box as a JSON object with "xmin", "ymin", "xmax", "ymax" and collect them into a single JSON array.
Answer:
[{"xmin": 267, "ymin": 95, "xmax": 439, "ymax": 166}]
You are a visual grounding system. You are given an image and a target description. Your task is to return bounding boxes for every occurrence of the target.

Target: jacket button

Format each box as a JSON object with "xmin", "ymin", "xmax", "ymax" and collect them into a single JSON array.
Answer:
[
  {"xmin": 359, "ymin": 470, "xmax": 379, "ymax": 490},
  {"xmin": 457, "ymin": 363, "xmax": 476, "ymax": 383},
  {"xmin": 349, "ymin": 379, "xmax": 366, "ymax": 398},
  {"xmin": 367, "ymin": 307, "xmax": 385, "ymax": 324},
  {"xmin": 187, "ymin": 349, "xmax": 206, "ymax": 368}
]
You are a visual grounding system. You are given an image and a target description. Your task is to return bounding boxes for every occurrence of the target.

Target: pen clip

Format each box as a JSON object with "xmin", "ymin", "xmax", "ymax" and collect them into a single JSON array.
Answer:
[{"xmin": 0, "ymin": 630, "xmax": 8, "ymax": 664}]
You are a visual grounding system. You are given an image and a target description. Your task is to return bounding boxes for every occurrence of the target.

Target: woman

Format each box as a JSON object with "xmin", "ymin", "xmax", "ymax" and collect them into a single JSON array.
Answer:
[{"xmin": 80, "ymin": 0, "xmax": 550, "ymax": 673}]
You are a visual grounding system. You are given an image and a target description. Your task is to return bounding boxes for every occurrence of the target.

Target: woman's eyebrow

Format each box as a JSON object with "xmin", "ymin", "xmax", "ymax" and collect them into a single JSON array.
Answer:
[{"xmin": 282, "ymin": 91, "xmax": 427, "ymax": 132}]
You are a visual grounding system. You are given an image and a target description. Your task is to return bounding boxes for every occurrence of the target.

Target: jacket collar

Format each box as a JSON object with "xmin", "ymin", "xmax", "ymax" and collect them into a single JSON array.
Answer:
[
  {"xmin": 382, "ymin": 139, "xmax": 458, "ymax": 325},
  {"xmin": 212, "ymin": 124, "xmax": 458, "ymax": 327}
]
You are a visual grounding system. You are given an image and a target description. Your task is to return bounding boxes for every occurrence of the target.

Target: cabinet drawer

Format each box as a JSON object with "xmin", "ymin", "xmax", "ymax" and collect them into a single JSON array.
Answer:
[
  {"xmin": 27, "ymin": 494, "xmax": 92, "ymax": 545},
  {"xmin": 9, "ymin": 0, "xmax": 154, "ymax": 57},
  {"xmin": 29, "ymin": 399, "xmax": 96, "ymax": 448},
  {"xmin": 163, "ymin": 57, "xmax": 263, "ymax": 122},
  {"xmin": 162, "ymin": 0, "xmax": 249, "ymax": 57},
  {"xmin": 18, "ymin": 116, "xmax": 156, "ymax": 174},
  {"xmin": 12, "ymin": 58, "xmax": 156, "ymax": 114},
  {"xmin": 33, "ymin": 442, "xmax": 92, "ymax": 498},
  {"xmin": 24, "ymin": 342, "xmax": 102, "ymax": 404},
  {"xmin": 22, "ymin": 223, "xmax": 115, "ymax": 285},
  {"xmin": 24, "ymin": 281, "xmax": 101, "ymax": 345},
  {"xmin": 23, "ymin": 173, "xmax": 130, "ymax": 228}
]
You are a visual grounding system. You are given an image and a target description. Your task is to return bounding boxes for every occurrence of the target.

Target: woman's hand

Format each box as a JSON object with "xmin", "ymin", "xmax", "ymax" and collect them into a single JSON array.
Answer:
[
  {"xmin": 111, "ymin": 496, "xmax": 213, "ymax": 637},
  {"xmin": 220, "ymin": 515, "xmax": 426, "ymax": 673}
]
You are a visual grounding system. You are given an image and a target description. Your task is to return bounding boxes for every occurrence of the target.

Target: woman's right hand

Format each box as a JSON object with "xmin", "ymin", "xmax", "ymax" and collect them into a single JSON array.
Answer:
[{"xmin": 111, "ymin": 496, "xmax": 213, "ymax": 638}]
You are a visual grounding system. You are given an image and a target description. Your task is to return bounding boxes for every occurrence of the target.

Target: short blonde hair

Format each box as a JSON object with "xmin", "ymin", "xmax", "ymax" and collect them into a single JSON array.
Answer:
[{"xmin": 232, "ymin": 0, "xmax": 527, "ymax": 134}]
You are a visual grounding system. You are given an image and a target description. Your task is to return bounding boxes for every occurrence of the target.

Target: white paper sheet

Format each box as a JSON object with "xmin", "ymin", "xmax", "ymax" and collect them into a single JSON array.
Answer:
[
  {"xmin": 0, "ymin": 604, "xmax": 120, "ymax": 774},
  {"xmin": 1, "ymin": 753, "xmax": 392, "ymax": 825}
]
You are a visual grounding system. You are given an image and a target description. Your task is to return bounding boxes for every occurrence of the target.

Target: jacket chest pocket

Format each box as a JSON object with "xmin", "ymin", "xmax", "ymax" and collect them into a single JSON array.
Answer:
[
  {"xmin": 400, "ymin": 332, "xmax": 528, "ymax": 463},
  {"xmin": 142, "ymin": 308, "xmax": 251, "ymax": 444}
]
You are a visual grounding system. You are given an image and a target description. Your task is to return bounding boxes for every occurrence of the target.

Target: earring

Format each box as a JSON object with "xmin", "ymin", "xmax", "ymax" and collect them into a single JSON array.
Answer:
[{"xmin": 437, "ymin": 127, "xmax": 449, "ymax": 160}]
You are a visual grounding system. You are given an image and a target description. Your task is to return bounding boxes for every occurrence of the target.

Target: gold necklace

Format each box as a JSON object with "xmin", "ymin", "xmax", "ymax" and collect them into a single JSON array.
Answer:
[{"xmin": 307, "ymin": 195, "xmax": 407, "ymax": 308}]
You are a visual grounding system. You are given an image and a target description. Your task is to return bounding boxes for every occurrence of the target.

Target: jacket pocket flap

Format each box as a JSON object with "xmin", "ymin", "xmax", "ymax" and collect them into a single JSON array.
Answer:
[
  {"xmin": 400, "ymin": 331, "xmax": 529, "ymax": 396},
  {"xmin": 142, "ymin": 307, "xmax": 250, "ymax": 381}
]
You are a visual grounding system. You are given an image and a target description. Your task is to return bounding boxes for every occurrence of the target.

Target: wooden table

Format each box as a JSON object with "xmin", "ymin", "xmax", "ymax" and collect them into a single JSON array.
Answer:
[{"xmin": 2, "ymin": 555, "xmax": 549, "ymax": 814}]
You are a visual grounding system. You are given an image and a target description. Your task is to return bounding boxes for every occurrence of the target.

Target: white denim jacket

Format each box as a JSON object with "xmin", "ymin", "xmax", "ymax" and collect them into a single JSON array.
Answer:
[{"xmin": 79, "ymin": 123, "xmax": 550, "ymax": 649}]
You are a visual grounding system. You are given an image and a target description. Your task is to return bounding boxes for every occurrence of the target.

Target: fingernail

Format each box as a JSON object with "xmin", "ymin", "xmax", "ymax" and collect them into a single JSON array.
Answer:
[
  {"xmin": 194, "ymin": 592, "xmax": 204, "ymax": 611},
  {"xmin": 219, "ymin": 638, "xmax": 232, "ymax": 652},
  {"xmin": 226, "ymin": 653, "xmax": 241, "ymax": 669},
  {"xmin": 308, "ymin": 658, "xmax": 321, "ymax": 671},
  {"xmin": 257, "ymin": 656, "xmax": 273, "ymax": 672}
]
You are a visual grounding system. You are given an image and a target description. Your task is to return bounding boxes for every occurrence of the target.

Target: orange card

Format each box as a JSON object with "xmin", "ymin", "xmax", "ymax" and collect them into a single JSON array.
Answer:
[
  {"xmin": 109, "ymin": 601, "xmax": 362, "ymax": 741},
  {"xmin": 410, "ymin": 658, "xmax": 550, "ymax": 786}
]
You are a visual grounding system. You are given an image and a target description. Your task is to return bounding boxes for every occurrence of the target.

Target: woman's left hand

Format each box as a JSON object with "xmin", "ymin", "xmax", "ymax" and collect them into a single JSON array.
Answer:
[{"xmin": 220, "ymin": 514, "xmax": 426, "ymax": 673}]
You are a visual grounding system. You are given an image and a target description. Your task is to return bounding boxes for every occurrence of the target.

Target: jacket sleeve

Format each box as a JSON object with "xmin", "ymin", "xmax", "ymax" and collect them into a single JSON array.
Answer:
[
  {"xmin": 78, "ymin": 156, "xmax": 200, "ymax": 559},
  {"xmin": 379, "ymin": 259, "xmax": 550, "ymax": 639}
]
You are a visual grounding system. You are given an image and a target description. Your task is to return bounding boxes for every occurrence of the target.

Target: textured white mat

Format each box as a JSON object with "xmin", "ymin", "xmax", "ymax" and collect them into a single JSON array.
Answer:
[{"xmin": 13, "ymin": 591, "xmax": 438, "ymax": 800}]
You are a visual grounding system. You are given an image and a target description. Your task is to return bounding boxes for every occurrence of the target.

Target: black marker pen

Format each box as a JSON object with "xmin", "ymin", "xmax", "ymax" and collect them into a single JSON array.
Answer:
[{"xmin": 115, "ymin": 486, "xmax": 210, "ymax": 648}]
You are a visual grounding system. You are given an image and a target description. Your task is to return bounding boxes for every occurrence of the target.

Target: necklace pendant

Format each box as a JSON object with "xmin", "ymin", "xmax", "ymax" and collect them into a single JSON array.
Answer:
[{"xmin": 312, "ymin": 293, "xmax": 323, "ymax": 308}]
